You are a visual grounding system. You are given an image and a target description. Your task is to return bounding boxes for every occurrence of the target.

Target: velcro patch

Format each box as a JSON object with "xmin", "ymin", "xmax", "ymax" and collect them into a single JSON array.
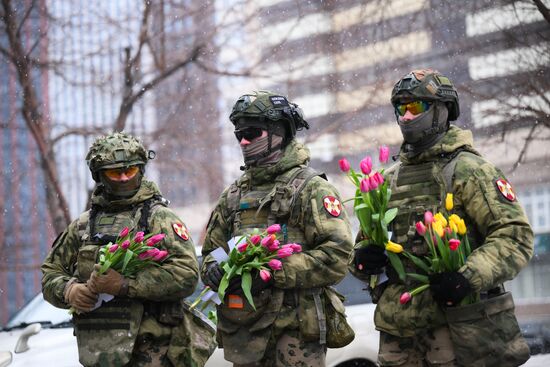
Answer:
[
  {"xmin": 269, "ymin": 95, "xmax": 289, "ymax": 107},
  {"xmin": 172, "ymin": 222, "xmax": 190, "ymax": 240},
  {"xmin": 495, "ymin": 178, "xmax": 516, "ymax": 202},
  {"xmin": 323, "ymin": 196, "xmax": 342, "ymax": 217},
  {"xmin": 227, "ymin": 294, "xmax": 244, "ymax": 309}
]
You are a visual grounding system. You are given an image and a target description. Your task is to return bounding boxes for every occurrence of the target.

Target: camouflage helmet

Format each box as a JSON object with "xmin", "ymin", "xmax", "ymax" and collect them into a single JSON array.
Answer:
[
  {"xmin": 229, "ymin": 90, "xmax": 309, "ymax": 142},
  {"xmin": 391, "ymin": 69, "xmax": 460, "ymax": 121},
  {"xmin": 86, "ymin": 132, "xmax": 150, "ymax": 182}
]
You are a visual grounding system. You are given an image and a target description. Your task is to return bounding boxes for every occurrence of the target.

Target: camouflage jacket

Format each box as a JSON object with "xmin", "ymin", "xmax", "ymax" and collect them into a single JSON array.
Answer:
[
  {"xmin": 41, "ymin": 180, "xmax": 200, "ymax": 364},
  {"xmin": 201, "ymin": 140, "xmax": 353, "ymax": 362},
  {"xmin": 349, "ymin": 126, "xmax": 534, "ymax": 337}
]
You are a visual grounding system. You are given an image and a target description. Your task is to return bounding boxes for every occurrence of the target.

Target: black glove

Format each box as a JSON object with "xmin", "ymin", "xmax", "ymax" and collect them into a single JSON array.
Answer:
[
  {"xmin": 429, "ymin": 271, "xmax": 472, "ymax": 307},
  {"xmin": 203, "ymin": 262, "xmax": 224, "ymax": 291},
  {"xmin": 226, "ymin": 271, "xmax": 273, "ymax": 296},
  {"xmin": 354, "ymin": 245, "xmax": 388, "ymax": 275}
]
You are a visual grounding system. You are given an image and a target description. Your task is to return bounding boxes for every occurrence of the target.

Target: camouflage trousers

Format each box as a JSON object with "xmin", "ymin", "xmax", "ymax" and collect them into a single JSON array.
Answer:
[
  {"xmin": 378, "ymin": 327, "xmax": 458, "ymax": 367},
  {"xmin": 233, "ymin": 330, "xmax": 326, "ymax": 367},
  {"xmin": 127, "ymin": 334, "xmax": 172, "ymax": 367}
]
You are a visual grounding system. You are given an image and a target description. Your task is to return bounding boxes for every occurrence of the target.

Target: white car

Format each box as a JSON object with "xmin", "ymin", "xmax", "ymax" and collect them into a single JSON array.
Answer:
[{"xmin": 0, "ymin": 274, "xmax": 378, "ymax": 367}]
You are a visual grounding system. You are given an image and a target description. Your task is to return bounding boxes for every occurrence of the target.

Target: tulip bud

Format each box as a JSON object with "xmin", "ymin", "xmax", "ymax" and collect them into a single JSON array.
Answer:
[
  {"xmin": 385, "ymin": 241, "xmax": 403, "ymax": 254},
  {"xmin": 360, "ymin": 178, "xmax": 370, "ymax": 193},
  {"xmin": 289, "ymin": 243, "xmax": 302, "ymax": 253},
  {"xmin": 261, "ymin": 234, "xmax": 276, "ymax": 247},
  {"xmin": 268, "ymin": 259, "xmax": 283, "ymax": 271},
  {"xmin": 277, "ymin": 247, "xmax": 294, "ymax": 258},
  {"xmin": 374, "ymin": 172, "xmax": 385, "ymax": 186},
  {"xmin": 424, "ymin": 211, "xmax": 434, "ymax": 225},
  {"xmin": 267, "ymin": 240, "xmax": 280, "ymax": 252},
  {"xmin": 121, "ymin": 240, "xmax": 131, "ymax": 250},
  {"xmin": 360, "ymin": 156, "xmax": 373, "ymax": 175},
  {"xmin": 259, "ymin": 269, "xmax": 272, "ymax": 282},
  {"xmin": 449, "ymin": 239, "xmax": 461, "ymax": 251},
  {"xmin": 250, "ymin": 234, "xmax": 261, "ymax": 245},
  {"xmin": 338, "ymin": 158, "xmax": 351, "ymax": 173},
  {"xmin": 369, "ymin": 175, "xmax": 379, "ymax": 190},
  {"xmin": 379, "ymin": 145, "xmax": 390, "ymax": 164},
  {"xmin": 445, "ymin": 193, "xmax": 454, "ymax": 211},
  {"xmin": 433, "ymin": 221, "xmax": 444, "ymax": 238},
  {"xmin": 267, "ymin": 224, "xmax": 281, "ymax": 234},
  {"xmin": 147, "ymin": 233, "xmax": 166, "ymax": 247},
  {"xmin": 415, "ymin": 221, "xmax": 427, "ymax": 236},
  {"xmin": 400, "ymin": 292, "xmax": 412, "ymax": 305},
  {"xmin": 118, "ymin": 227, "xmax": 130, "ymax": 238},
  {"xmin": 109, "ymin": 244, "xmax": 119, "ymax": 253},
  {"xmin": 153, "ymin": 250, "xmax": 168, "ymax": 261},
  {"xmin": 237, "ymin": 242, "xmax": 248, "ymax": 253},
  {"xmin": 457, "ymin": 219, "xmax": 467, "ymax": 235},
  {"xmin": 133, "ymin": 231, "xmax": 145, "ymax": 243}
]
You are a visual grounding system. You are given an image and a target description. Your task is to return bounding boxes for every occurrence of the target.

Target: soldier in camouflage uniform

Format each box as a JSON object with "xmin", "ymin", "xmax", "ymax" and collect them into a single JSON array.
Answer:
[
  {"xmin": 41, "ymin": 132, "xmax": 211, "ymax": 367},
  {"xmin": 349, "ymin": 69, "xmax": 534, "ymax": 366},
  {"xmin": 200, "ymin": 91, "xmax": 354, "ymax": 366}
]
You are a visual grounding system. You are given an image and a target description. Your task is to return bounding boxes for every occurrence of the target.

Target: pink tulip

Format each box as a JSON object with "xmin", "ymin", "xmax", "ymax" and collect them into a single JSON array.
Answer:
[
  {"xmin": 109, "ymin": 244, "xmax": 119, "ymax": 253},
  {"xmin": 424, "ymin": 211, "xmax": 434, "ymax": 225},
  {"xmin": 250, "ymin": 234, "xmax": 261, "ymax": 245},
  {"xmin": 261, "ymin": 234, "xmax": 276, "ymax": 247},
  {"xmin": 147, "ymin": 233, "xmax": 166, "ymax": 247},
  {"xmin": 259, "ymin": 269, "xmax": 272, "ymax": 282},
  {"xmin": 277, "ymin": 247, "xmax": 294, "ymax": 258},
  {"xmin": 267, "ymin": 240, "xmax": 280, "ymax": 252},
  {"xmin": 360, "ymin": 156, "xmax": 372, "ymax": 175},
  {"xmin": 121, "ymin": 240, "xmax": 131, "ymax": 250},
  {"xmin": 267, "ymin": 224, "xmax": 281, "ymax": 234},
  {"xmin": 379, "ymin": 145, "xmax": 390, "ymax": 164},
  {"xmin": 360, "ymin": 178, "xmax": 371, "ymax": 193},
  {"xmin": 118, "ymin": 227, "xmax": 130, "ymax": 238},
  {"xmin": 153, "ymin": 250, "xmax": 168, "ymax": 262},
  {"xmin": 415, "ymin": 221, "xmax": 427, "ymax": 236},
  {"xmin": 268, "ymin": 259, "xmax": 283, "ymax": 271},
  {"xmin": 449, "ymin": 239, "xmax": 461, "ymax": 251},
  {"xmin": 237, "ymin": 242, "xmax": 248, "ymax": 252},
  {"xmin": 288, "ymin": 243, "xmax": 302, "ymax": 253},
  {"xmin": 338, "ymin": 158, "xmax": 351, "ymax": 173},
  {"xmin": 445, "ymin": 227, "xmax": 452, "ymax": 236},
  {"xmin": 138, "ymin": 251, "xmax": 151, "ymax": 260},
  {"xmin": 133, "ymin": 231, "xmax": 145, "ymax": 243},
  {"xmin": 373, "ymin": 172, "xmax": 385, "ymax": 186},
  {"xmin": 400, "ymin": 292, "xmax": 412, "ymax": 305},
  {"xmin": 369, "ymin": 175, "xmax": 380, "ymax": 190}
]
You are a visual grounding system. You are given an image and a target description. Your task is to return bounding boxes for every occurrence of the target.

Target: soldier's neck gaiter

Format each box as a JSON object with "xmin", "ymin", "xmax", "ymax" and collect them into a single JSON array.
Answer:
[
  {"xmin": 241, "ymin": 134, "xmax": 284, "ymax": 166},
  {"xmin": 399, "ymin": 103, "xmax": 449, "ymax": 154},
  {"xmin": 100, "ymin": 172, "xmax": 142, "ymax": 198}
]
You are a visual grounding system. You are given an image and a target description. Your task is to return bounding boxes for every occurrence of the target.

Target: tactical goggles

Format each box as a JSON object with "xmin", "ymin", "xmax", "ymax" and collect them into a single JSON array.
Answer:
[
  {"xmin": 234, "ymin": 127, "xmax": 263, "ymax": 142},
  {"xmin": 103, "ymin": 166, "xmax": 140, "ymax": 181},
  {"xmin": 395, "ymin": 100, "xmax": 431, "ymax": 116}
]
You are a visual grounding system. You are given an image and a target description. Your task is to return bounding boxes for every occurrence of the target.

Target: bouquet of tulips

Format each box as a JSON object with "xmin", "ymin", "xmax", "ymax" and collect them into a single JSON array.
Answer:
[
  {"xmin": 96, "ymin": 226, "xmax": 169, "ymax": 276},
  {"xmin": 399, "ymin": 193, "xmax": 477, "ymax": 305},
  {"xmin": 193, "ymin": 224, "xmax": 301, "ymax": 312},
  {"xmin": 339, "ymin": 146, "xmax": 406, "ymax": 288}
]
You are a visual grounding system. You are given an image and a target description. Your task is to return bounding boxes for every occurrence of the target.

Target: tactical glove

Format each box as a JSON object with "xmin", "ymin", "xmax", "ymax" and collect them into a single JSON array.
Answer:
[
  {"xmin": 354, "ymin": 245, "xmax": 388, "ymax": 275},
  {"xmin": 429, "ymin": 271, "xmax": 472, "ymax": 307},
  {"xmin": 203, "ymin": 262, "xmax": 224, "ymax": 291},
  {"xmin": 226, "ymin": 271, "xmax": 273, "ymax": 296},
  {"xmin": 88, "ymin": 265, "xmax": 129, "ymax": 296},
  {"xmin": 64, "ymin": 281, "xmax": 98, "ymax": 312}
]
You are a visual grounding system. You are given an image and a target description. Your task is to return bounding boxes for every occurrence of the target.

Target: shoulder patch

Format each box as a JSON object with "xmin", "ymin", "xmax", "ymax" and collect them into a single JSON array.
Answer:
[
  {"xmin": 172, "ymin": 222, "xmax": 190, "ymax": 240},
  {"xmin": 495, "ymin": 178, "xmax": 516, "ymax": 202},
  {"xmin": 323, "ymin": 196, "xmax": 342, "ymax": 217}
]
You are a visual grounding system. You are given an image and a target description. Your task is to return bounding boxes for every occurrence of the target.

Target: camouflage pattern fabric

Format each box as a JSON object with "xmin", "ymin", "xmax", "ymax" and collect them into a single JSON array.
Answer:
[
  {"xmin": 349, "ymin": 125, "xmax": 534, "ymax": 339},
  {"xmin": 201, "ymin": 140, "xmax": 353, "ymax": 364},
  {"xmin": 42, "ymin": 180, "xmax": 207, "ymax": 366}
]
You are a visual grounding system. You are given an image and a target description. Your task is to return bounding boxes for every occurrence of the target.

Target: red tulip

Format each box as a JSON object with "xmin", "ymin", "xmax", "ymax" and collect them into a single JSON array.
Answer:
[
  {"xmin": 338, "ymin": 158, "xmax": 351, "ymax": 172},
  {"xmin": 449, "ymin": 239, "xmax": 461, "ymax": 251},
  {"xmin": 400, "ymin": 292, "xmax": 412, "ymax": 305}
]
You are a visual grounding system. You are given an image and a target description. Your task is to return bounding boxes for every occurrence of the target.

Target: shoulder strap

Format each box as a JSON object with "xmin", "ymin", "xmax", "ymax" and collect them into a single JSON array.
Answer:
[
  {"xmin": 441, "ymin": 150, "xmax": 480, "ymax": 194},
  {"xmin": 139, "ymin": 195, "xmax": 169, "ymax": 234}
]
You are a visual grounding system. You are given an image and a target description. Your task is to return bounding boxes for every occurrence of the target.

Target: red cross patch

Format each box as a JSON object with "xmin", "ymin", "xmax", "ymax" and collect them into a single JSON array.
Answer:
[
  {"xmin": 172, "ymin": 222, "xmax": 190, "ymax": 240},
  {"xmin": 496, "ymin": 179, "xmax": 516, "ymax": 202},
  {"xmin": 323, "ymin": 196, "xmax": 342, "ymax": 217}
]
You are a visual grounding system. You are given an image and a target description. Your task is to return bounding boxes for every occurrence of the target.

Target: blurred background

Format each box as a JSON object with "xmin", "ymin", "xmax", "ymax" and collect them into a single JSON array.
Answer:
[{"xmin": 1, "ymin": 0, "xmax": 549, "ymax": 348}]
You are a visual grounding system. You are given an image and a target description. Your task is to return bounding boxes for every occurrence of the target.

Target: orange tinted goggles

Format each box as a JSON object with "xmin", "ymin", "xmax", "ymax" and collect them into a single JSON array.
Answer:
[
  {"xmin": 103, "ymin": 166, "xmax": 140, "ymax": 180},
  {"xmin": 395, "ymin": 100, "xmax": 431, "ymax": 116}
]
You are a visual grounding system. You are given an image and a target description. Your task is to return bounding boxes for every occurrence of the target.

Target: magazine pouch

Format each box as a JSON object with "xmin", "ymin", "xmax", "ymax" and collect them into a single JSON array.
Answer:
[
  {"xmin": 325, "ymin": 287, "xmax": 355, "ymax": 348},
  {"xmin": 445, "ymin": 292, "xmax": 530, "ymax": 367},
  {"xmin": 74, "ymin": 298, "xmax": 143, "ymax": 366},
  {"xmin": 166, "ymin": 300, "xmax": 217, "ymax": 367}
]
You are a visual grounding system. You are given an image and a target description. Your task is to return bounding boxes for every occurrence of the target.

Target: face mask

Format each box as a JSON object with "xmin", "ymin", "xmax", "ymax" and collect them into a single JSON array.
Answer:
[
  {"xmin": 241, "ymin": 134, "xmax": 284, "ymax": 166},
  {"xmin": 100, "ymin": 171, "xmax": 142, "ymax": 198},
  {"xmin": 397, "ymin": 103, "xmax": 449, "ymax": 150}
]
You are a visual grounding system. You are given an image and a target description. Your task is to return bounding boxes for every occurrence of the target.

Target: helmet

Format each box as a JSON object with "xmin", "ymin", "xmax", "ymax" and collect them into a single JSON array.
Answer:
[
  {"xmin": 229, "ymin": 90, "xmax": 309, "ymax": 144},
  {"xmin": 86, "ymin": 132, "xmax": 150, "ymax": 182},
  {"xmin": 391, "ymin": 69, "xmax": 460, "ymax": 121}
]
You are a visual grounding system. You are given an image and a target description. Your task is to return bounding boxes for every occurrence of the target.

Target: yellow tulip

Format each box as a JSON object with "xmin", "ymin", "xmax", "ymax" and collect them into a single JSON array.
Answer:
[
  {"xmin": 449, "ymin": 214, "xmax": 461, "ymax": 226},
  {"xmin": 385, "ymin": 241, "xmax": 404, "ymax": 254},
  {"xmin": 445, "ymin": 193, "xmax": 454, "ymax": 211},
  {"xmin": 449, "ymin": 221, "xmax": 458, "ymax": 233},
  {"xmin": 434, "ymin": 212, "xmax": 448, "ymax": 227},
  {"xmin": 457, "ymin": 219, "xmax": 467, "ymax": 235},
  {"xmin": 433, "ymin": 221, "xmax": 445, "ymax": 238}
]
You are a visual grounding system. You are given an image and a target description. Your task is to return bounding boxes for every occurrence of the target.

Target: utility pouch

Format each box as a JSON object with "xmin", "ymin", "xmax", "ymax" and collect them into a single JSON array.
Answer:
[
  {"xmin": 324, "ymin": 287, "xmax": 355, "ymax": 348},
  {"xmin": 445, "ymin": 292, "xmax": 530, "ymax": 367}
]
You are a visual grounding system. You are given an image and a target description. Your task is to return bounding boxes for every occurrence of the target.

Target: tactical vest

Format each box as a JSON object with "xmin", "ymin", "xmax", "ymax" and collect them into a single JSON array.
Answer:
[
  {"xmin": 73, "ymin": 195, "xmax": 167, "ymax": 367},
  {"xmin": 216, "ymin": 166, "xmax": 328, "ymax": 364},
  {"xmin": 388, "ymin": 150, "xmax": 481, "ymax": 281}
]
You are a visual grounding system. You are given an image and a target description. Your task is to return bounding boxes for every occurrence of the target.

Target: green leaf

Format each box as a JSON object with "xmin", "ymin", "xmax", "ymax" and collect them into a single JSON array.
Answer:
[
  {"xmin": 241, "ymin": 272, "xmax": 255, "ymax": 310},
  {"xmin": 403, "ymin": 252, "xmax": 431, "ymax": 274},
  {"xmin": 121, "ymin": 250, "xmax": 134, "ymax": 274},
  {"xmin": 99, "ymin": 260, "xmax": 111, "ymax": 275},
  {"xmin": 387, "ymin": 252, "xmax": 406, "ymax": 281},
  {"xmin": 218, "ymin": 275, "xmax": 229, "ymax": 302},
  {"xmin": 406, "ymin": 273, "xmax": 430, "ymax": 284},
  {"xmin": 384, "ymin": 208, "xmax": 398, "ymax": 224}
]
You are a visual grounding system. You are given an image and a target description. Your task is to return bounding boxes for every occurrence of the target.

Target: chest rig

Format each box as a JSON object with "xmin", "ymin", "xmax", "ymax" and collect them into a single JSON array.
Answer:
[
  {"xmin": 224, "ymin": 166, "xmax": 325, "ymax": 249},
  {"xmin": 73, "ymin": 195, "xmax": 167, "ymax": 367}
]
